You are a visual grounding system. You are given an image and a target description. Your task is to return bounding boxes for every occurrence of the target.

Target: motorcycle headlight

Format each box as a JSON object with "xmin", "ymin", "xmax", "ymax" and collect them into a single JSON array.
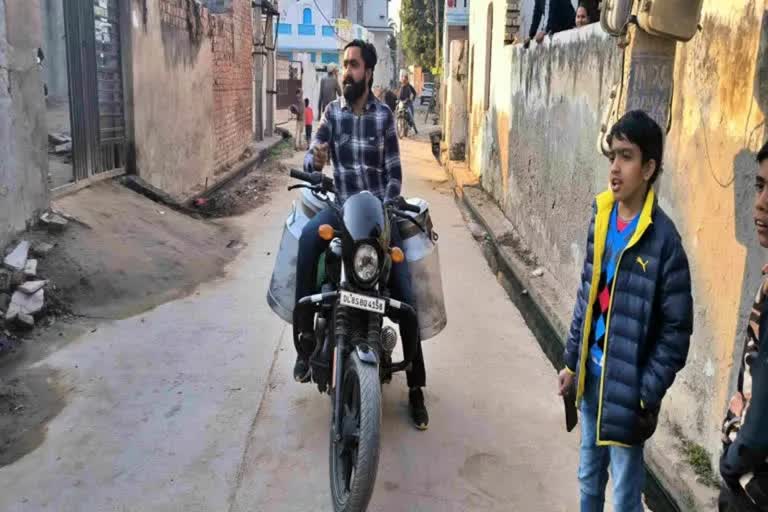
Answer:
[{"xmin": 353, "ymin": 244, "xmax": 380, "ymax": 283}]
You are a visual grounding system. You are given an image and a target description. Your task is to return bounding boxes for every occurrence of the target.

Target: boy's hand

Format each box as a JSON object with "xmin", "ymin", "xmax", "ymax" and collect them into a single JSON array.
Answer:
[
  {"xmin": 729, "ymin": 392, "xmax": 745, "ymax": 417},
  {"xmin": 558, "ymin": 369, "xmax": 575, "ymax": 396},
  {"xmin": 313, "ymin": 143, "xmax": 329, "ymax": 171}
]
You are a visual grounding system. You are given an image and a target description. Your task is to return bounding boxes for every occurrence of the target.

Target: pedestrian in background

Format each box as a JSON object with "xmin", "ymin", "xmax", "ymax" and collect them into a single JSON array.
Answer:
[
  {"xmin": 575, "ymin": 4, "xmax": 590, "ymax": 28},
  {"xmin": 318, "ymin": 66, "xmax": 342, "ymax": 115},
  {"xmin": 293, "ymin": 88, "xmax": 304, "ymax": 151},
  {"xmin": 719, "ymin": 141, "xmax": 768, "ymax": 511},
  {"xmin": 303, "ymin": 98, "xmax": 313, "ymax": 150},
  {"xmin": 558, "ymin": 110, "xmax": 693, "ymax": 512},
  {"xmin": 527, "ymin": 0, "xmax": 576, "ymax": 44}
]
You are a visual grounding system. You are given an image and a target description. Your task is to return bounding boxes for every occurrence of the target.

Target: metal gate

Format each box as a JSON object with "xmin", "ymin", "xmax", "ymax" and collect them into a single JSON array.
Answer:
[
  {"xmin": 276, "ymin": 57, "xmax": 302, "ymax": 110},
  {"xmin": 64, "ymin": 0, "xmax": 126, "ymax": 182}
]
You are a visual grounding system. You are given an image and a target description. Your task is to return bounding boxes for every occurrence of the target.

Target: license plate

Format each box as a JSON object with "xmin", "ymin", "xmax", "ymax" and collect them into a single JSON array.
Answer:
[{"xmin": 339, "ymin": 291, "xmax": 386, "ymax": 314}]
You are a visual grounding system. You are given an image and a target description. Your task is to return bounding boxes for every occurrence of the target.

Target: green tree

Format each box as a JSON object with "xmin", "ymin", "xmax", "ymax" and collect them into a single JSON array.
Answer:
[{"xmin": 399, "ymin": 0, "xmax": 443, "ymax": 69}]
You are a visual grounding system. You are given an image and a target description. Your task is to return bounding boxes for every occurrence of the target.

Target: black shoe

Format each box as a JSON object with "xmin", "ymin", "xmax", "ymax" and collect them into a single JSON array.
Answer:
[
  {"xmin": 293, "ymin": 355, "xmax": 311, "ymax": 383},
  {"xmin": 408, "ymin": 388, "xmax": 429, "ymax": 430}
]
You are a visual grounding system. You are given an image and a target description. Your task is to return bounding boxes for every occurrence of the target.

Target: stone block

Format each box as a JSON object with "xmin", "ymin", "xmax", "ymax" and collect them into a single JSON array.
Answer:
[
  {"xmin": 3, "ymin": 241, "xmax": 29, "ymax": 271},
  {"xmin": 18, "ymin": 280, "xmax": 47, "ymax": 295},
  {"xmin": 24, "ymin": 259, "xmax": 38, "ymax": 277}
]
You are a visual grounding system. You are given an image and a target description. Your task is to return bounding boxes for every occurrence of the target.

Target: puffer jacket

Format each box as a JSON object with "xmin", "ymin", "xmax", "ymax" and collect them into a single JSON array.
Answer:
[{"xmin": 564, "ymin": 188, "xmax": 694, "ymax": 446}]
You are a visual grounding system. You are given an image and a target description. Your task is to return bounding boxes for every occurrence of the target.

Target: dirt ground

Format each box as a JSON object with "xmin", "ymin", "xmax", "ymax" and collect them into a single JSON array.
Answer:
[
  {"xmin": 46, "ymin": 181, "xmax": 243, "ymax": 320},
  {"xmin": 0, "ymin": 144, "xmax": 297, "ymax": 468},
  {"xmin": 196, "ymin": 140, "xmax": 293, "ymax": 218}
]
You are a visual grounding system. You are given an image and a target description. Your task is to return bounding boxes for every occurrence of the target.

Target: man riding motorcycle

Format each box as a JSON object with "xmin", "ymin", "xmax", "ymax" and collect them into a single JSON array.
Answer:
[
  {"xmin": 398, "ymin": 75, "xmax": 418, "ymax": 135},
  {"xmin": 292, "ymin": 39, "xmax": 429, "ymax": 430}
]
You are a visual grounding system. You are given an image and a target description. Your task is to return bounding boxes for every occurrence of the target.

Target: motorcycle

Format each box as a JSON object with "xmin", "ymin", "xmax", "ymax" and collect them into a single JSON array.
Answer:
[
  {"xmin": 267, "ymin": 168, "xmax": 447, "ymax": 511},
  {"xmin": 396, "ymin": 100, "xmax": 413, "ymax": 139}
]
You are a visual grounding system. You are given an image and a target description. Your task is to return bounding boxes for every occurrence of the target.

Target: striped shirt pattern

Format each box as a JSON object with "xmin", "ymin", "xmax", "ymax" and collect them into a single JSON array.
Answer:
[{"xmin": 304, "ymin": 95, "xmax": 402, "ymax": 204}]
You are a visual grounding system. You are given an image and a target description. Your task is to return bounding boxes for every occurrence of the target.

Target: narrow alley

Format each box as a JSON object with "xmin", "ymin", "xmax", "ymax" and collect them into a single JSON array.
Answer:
[{"xmin": 0, "ymin": 136, "xmax": 581, "ymax": 512}]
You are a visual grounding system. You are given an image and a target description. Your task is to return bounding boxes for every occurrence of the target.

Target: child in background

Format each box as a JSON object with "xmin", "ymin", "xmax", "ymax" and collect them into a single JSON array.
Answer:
[{"xmin": 304, "ymin": 98, "xmax": 313, "ymax": 150}]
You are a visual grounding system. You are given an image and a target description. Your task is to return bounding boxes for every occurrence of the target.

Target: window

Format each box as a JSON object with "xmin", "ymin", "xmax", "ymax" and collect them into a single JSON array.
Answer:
[
  {"xmin": 321, "ymin": 52, "xmax": 340, "ymax": 64},
  {"xmin": 322, "ymin": 25, "xmax": 335, "ymax": 37},
  {"xmin": 277, "ymin": 23, "xmax": 291, "ymax": 34},
  {"xmin": 298, "ymin": 24, "xmax": 316, "ymax": 35},
  {"xmin": 299, "ymin": 7, "xmax": 315, "ymax": 35},
  {"xmin": 310, "ymin": 53, "xmax": 317, "ymax": 63},
  {"xmin": 484, "ymin": 4, "xmax": 493, "ymax": 111}
]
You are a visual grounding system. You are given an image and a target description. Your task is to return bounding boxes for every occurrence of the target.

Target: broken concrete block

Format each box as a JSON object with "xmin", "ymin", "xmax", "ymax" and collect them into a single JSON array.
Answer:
[
  {"xmin": 3, "ymin": 241, "xmax": 29, "ymax": 271},
  {"xmin": 15, "ymin": 313, "xmax": 34, "ymax": 329},
  {"xmin": 49, "ymin": 132, "xmax": 71, "ymax": 145},
  {"xmin": 8, "ymin": 289, "xmax": 44, "ymax": 317},
  {"xmin": 18, "ymin": 280, "xmax": 47, "ymax": 295},
  {"xmin": 531, "ymin": 267, "xmax": 545, "ymax": 278},
  {"xmin": 31, "ymin": 242, "xmax": 55, "ymax": 258},
  {"xmin": 40, "ymin": 213, "xmax": 69, "ymax": 233},
  {"xmin": 4, "ymin": 304, "xmax": 18, "ymax": 322},
  {"xmin": 24, "ymin": 259, "xmax": 37, "ymax": 278},
  {"xmin": 54, "ymin": 142, "xmax": 72, "ymax": 154},
  {"xmin": 0, "ymin": 270, "xmax": 10, "ymax": 292}
]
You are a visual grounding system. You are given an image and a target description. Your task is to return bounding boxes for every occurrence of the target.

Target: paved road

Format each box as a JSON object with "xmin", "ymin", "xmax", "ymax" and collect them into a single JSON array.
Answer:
[{"xmin": 0, "ymin": 137, "xmax": 581, "ymax": 512}]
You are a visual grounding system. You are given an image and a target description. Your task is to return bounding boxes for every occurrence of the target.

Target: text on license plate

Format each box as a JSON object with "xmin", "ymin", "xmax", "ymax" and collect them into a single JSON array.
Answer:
[{"xmin": 340, "ymin": 291, "xmax": 386, "ymax": 314}]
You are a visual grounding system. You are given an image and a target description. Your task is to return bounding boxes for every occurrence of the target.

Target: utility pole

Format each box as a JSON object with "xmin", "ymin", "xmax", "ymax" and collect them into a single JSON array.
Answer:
[{"xmin": 434, "ymin": 0, "xmax": 440, "ymax": 69}]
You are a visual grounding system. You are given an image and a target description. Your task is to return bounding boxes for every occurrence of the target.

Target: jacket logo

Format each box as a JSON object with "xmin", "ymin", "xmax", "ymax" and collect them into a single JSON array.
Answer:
[{"xmin": 636, "ymin": 257, "xmax": 649, "ymax": 272}]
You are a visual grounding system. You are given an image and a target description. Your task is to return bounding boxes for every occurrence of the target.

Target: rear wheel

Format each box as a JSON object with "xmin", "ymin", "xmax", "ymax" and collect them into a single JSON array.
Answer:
[
  {"xmin": 329, "ymin": 351, "xmax": 381, "ymax": 512},
  {"xmin": 397, "ymin": 117, "xmax": 408, "ymax": 139}
]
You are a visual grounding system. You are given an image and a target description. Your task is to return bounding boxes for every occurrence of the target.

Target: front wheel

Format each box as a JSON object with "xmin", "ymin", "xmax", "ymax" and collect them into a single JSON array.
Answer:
[
  {"xmin": 397, "ymin": 117, "xmax": 408, "ymax": 139},
  {"xmin": 329, "ymin": 351, "xmax": 381, "ymax": 512}
]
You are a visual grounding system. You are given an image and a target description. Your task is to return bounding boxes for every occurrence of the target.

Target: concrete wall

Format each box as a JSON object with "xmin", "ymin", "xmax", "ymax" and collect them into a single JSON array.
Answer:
[
  {"xmin": 466, "ymin": 0, "xmax": 768, "ymax": 461},
  {"xmin": 368, "ymin": 29, "xmax": 394, "ymax": 90},
  {"xmin": 40, "ymin": 0, "xmax": 69, "ymax": 100},
  {"xmin": 130, "ymin": 0, "xmax": 216, "ymax": 198},
  {"xmin": 129, "ymin": 0, "xmax": 254, "ymax": 198},
  {"xmin": 0, "ymin": 0, "xmax": 50, "ymax": 250}
]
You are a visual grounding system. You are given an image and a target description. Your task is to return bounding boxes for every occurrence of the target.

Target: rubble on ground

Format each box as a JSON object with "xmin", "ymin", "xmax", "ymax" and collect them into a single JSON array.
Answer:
[
  {"xmin": 3, "ymin": 241, "xmax": 29, "ymax": 272},
  {"xmin": 39, "ymin": 212, "xmax": 69, "ymax": 233},
  {"xmin": 0, "ymin": 235, "xmax": 64, "ymax": 339}
]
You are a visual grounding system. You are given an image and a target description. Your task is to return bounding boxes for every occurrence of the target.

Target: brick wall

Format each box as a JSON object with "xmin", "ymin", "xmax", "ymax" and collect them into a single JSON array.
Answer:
[{"xmin": 211, "ymin": 0, "xmax": 253, "ymax": 170}]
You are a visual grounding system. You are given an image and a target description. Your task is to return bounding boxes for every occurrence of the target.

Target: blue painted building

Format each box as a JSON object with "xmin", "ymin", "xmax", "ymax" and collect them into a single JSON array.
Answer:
[{"xmin": 275, "ymin": 0, "xmax": 348, "ymax": 65}]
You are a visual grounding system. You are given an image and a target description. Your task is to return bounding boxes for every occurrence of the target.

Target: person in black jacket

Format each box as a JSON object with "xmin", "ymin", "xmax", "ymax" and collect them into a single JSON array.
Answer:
[
  {"xmin": 526, "ymin": 0, "xmax": 576, "ymax": 44},
  {"xmin": 558, "ymin": 111, "xmax": 693, "ymax": 512},
  {"xmin": 719, "ymin": 141, "xmax": 768, "ymax": 511}
]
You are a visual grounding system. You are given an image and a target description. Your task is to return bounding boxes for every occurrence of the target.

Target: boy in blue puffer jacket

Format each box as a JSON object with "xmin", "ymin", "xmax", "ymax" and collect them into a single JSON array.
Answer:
[{"xmin": 557, "ymin": 110, "xmax": 694, "ymax": 512}]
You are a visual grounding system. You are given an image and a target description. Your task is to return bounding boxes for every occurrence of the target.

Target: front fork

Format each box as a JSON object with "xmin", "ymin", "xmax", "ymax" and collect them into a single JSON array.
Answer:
[{"xmin": 332, "ymin": 333, "xmax": 345, "ymax": 443}]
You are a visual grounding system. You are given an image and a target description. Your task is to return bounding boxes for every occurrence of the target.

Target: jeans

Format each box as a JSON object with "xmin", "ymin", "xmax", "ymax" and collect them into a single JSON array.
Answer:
[
  {"xmin": 294, "ymin": 207, "xmax": 426, "ymax": 388},
  {"xmin": 579, "ymin": 375, "xmax": 645, "ymax": 512}
]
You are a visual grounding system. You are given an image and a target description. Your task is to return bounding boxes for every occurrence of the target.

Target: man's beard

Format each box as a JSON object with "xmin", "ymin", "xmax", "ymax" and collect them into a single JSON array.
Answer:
[{"xmin": 343, "ymin": 77, "xmax": 367, "ymax": 103}]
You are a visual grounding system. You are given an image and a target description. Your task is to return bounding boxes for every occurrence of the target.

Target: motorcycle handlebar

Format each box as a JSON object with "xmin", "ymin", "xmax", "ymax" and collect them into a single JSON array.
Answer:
[
  {"xmin": 387, "ymin": 197, "xmax": 420, "ymax": 214},
  {"xmin": 289, "ymin": 169, "xmax": 319, "ymax": 184}
]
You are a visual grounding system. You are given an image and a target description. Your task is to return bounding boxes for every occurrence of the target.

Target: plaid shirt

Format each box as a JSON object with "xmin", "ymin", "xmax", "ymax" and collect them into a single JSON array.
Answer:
[{"xmin": 303, "ymin": 95, "xmax": 402, "ymax": 204}]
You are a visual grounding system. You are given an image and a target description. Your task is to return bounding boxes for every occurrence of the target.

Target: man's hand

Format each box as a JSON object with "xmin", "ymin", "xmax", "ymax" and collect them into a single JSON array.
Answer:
[
  {"xmin": 535, "ymin": 31, "xmax": 546, "ymax": 44},
  {"xmin": 558, "ymin": 369, "xmax": 575, "ymax": 396},
  {"xmin": 730, "ymin": 392, "xmax": 746, "ymax": 417},
  {"xmin": 312, "ymin": 143, "xmax": 329, "ymax": 171}
]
